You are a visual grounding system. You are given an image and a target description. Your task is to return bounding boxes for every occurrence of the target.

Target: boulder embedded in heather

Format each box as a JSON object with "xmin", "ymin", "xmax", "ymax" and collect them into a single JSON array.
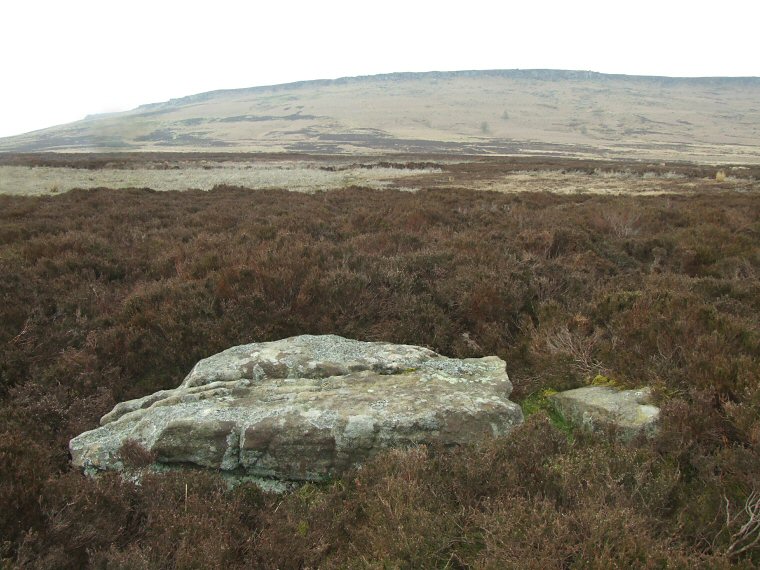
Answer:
[
  {"xmin": 549, "ymin": 386, "xmax": 660, "ymax": 440},
  {"xmin": 70, "ymin": 335, "xmax": 523, "ymax": 483}
]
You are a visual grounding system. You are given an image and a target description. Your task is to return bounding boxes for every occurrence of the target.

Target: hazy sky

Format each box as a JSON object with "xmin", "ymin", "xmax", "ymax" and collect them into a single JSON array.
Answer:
[{"xmin": 1, "ymin": 0, "xmax": 758, "ymax": 138}]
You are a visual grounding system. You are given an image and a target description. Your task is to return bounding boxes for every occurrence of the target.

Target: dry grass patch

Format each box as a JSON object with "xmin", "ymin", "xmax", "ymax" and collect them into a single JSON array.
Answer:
[{"xmin": 0, "ymin": 162, "xmax": 440, "ymax": 195}]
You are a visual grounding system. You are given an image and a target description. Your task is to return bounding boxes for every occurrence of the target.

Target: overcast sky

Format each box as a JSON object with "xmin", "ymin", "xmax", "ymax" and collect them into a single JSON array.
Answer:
[{"xmin": 1, "ymin": 0, "xmax": 758, "ymax": 138}]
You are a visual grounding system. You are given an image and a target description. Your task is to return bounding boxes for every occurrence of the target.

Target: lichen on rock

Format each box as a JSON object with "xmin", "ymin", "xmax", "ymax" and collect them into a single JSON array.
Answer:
[{"xmin": 70, "ymin": 335, "xmax": 523, "ymax": 483}]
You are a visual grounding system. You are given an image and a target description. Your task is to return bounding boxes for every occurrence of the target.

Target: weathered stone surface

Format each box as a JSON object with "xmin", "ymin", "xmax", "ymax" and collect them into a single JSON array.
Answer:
[
  {"xmin": 70, "ymin": 335, "xmax": 523, "ymax": 482},
  {"xmin": 549, "ymin": 386, "xmax": 659, "ymax": 440}
]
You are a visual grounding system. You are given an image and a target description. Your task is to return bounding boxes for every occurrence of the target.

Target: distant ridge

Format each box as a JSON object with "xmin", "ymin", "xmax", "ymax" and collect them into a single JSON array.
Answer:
[
  {"xmin": 2, "ymin": 69, "xmax": 759, "ymax": 162},
  {"xmin": 138, "ymin": 69, "xmax": 760, "ymax": 112}
]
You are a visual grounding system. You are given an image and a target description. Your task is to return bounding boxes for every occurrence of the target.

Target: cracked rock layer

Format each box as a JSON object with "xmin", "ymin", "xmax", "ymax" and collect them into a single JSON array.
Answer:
[{"xmin": 70, "ymin": 335, "xmax": 523, "ymax": 481}]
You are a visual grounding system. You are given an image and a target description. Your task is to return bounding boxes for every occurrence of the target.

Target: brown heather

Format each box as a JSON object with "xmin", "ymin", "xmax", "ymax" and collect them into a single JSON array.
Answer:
[{"xmin": 1, "ymin": 180, "xmax": 759, "ymax": 568}]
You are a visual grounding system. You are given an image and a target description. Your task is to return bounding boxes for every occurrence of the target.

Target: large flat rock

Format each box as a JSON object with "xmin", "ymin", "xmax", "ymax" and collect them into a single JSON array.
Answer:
[{"xmin": 70, "ymin": 335, "xmax": 523, "ymax": 482}]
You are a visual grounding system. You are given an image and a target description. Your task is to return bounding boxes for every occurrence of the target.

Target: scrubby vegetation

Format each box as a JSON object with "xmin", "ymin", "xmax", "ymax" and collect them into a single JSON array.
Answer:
[{"xmin": 1, "ymin": 181, "xmax": 759, "ymax": 567}]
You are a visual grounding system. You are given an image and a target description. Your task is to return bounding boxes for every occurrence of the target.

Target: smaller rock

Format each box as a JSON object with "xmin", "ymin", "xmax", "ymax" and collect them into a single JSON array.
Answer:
[{"xmin": 549, "ymin": 386, "xmax": 659, "ymax": 440}]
